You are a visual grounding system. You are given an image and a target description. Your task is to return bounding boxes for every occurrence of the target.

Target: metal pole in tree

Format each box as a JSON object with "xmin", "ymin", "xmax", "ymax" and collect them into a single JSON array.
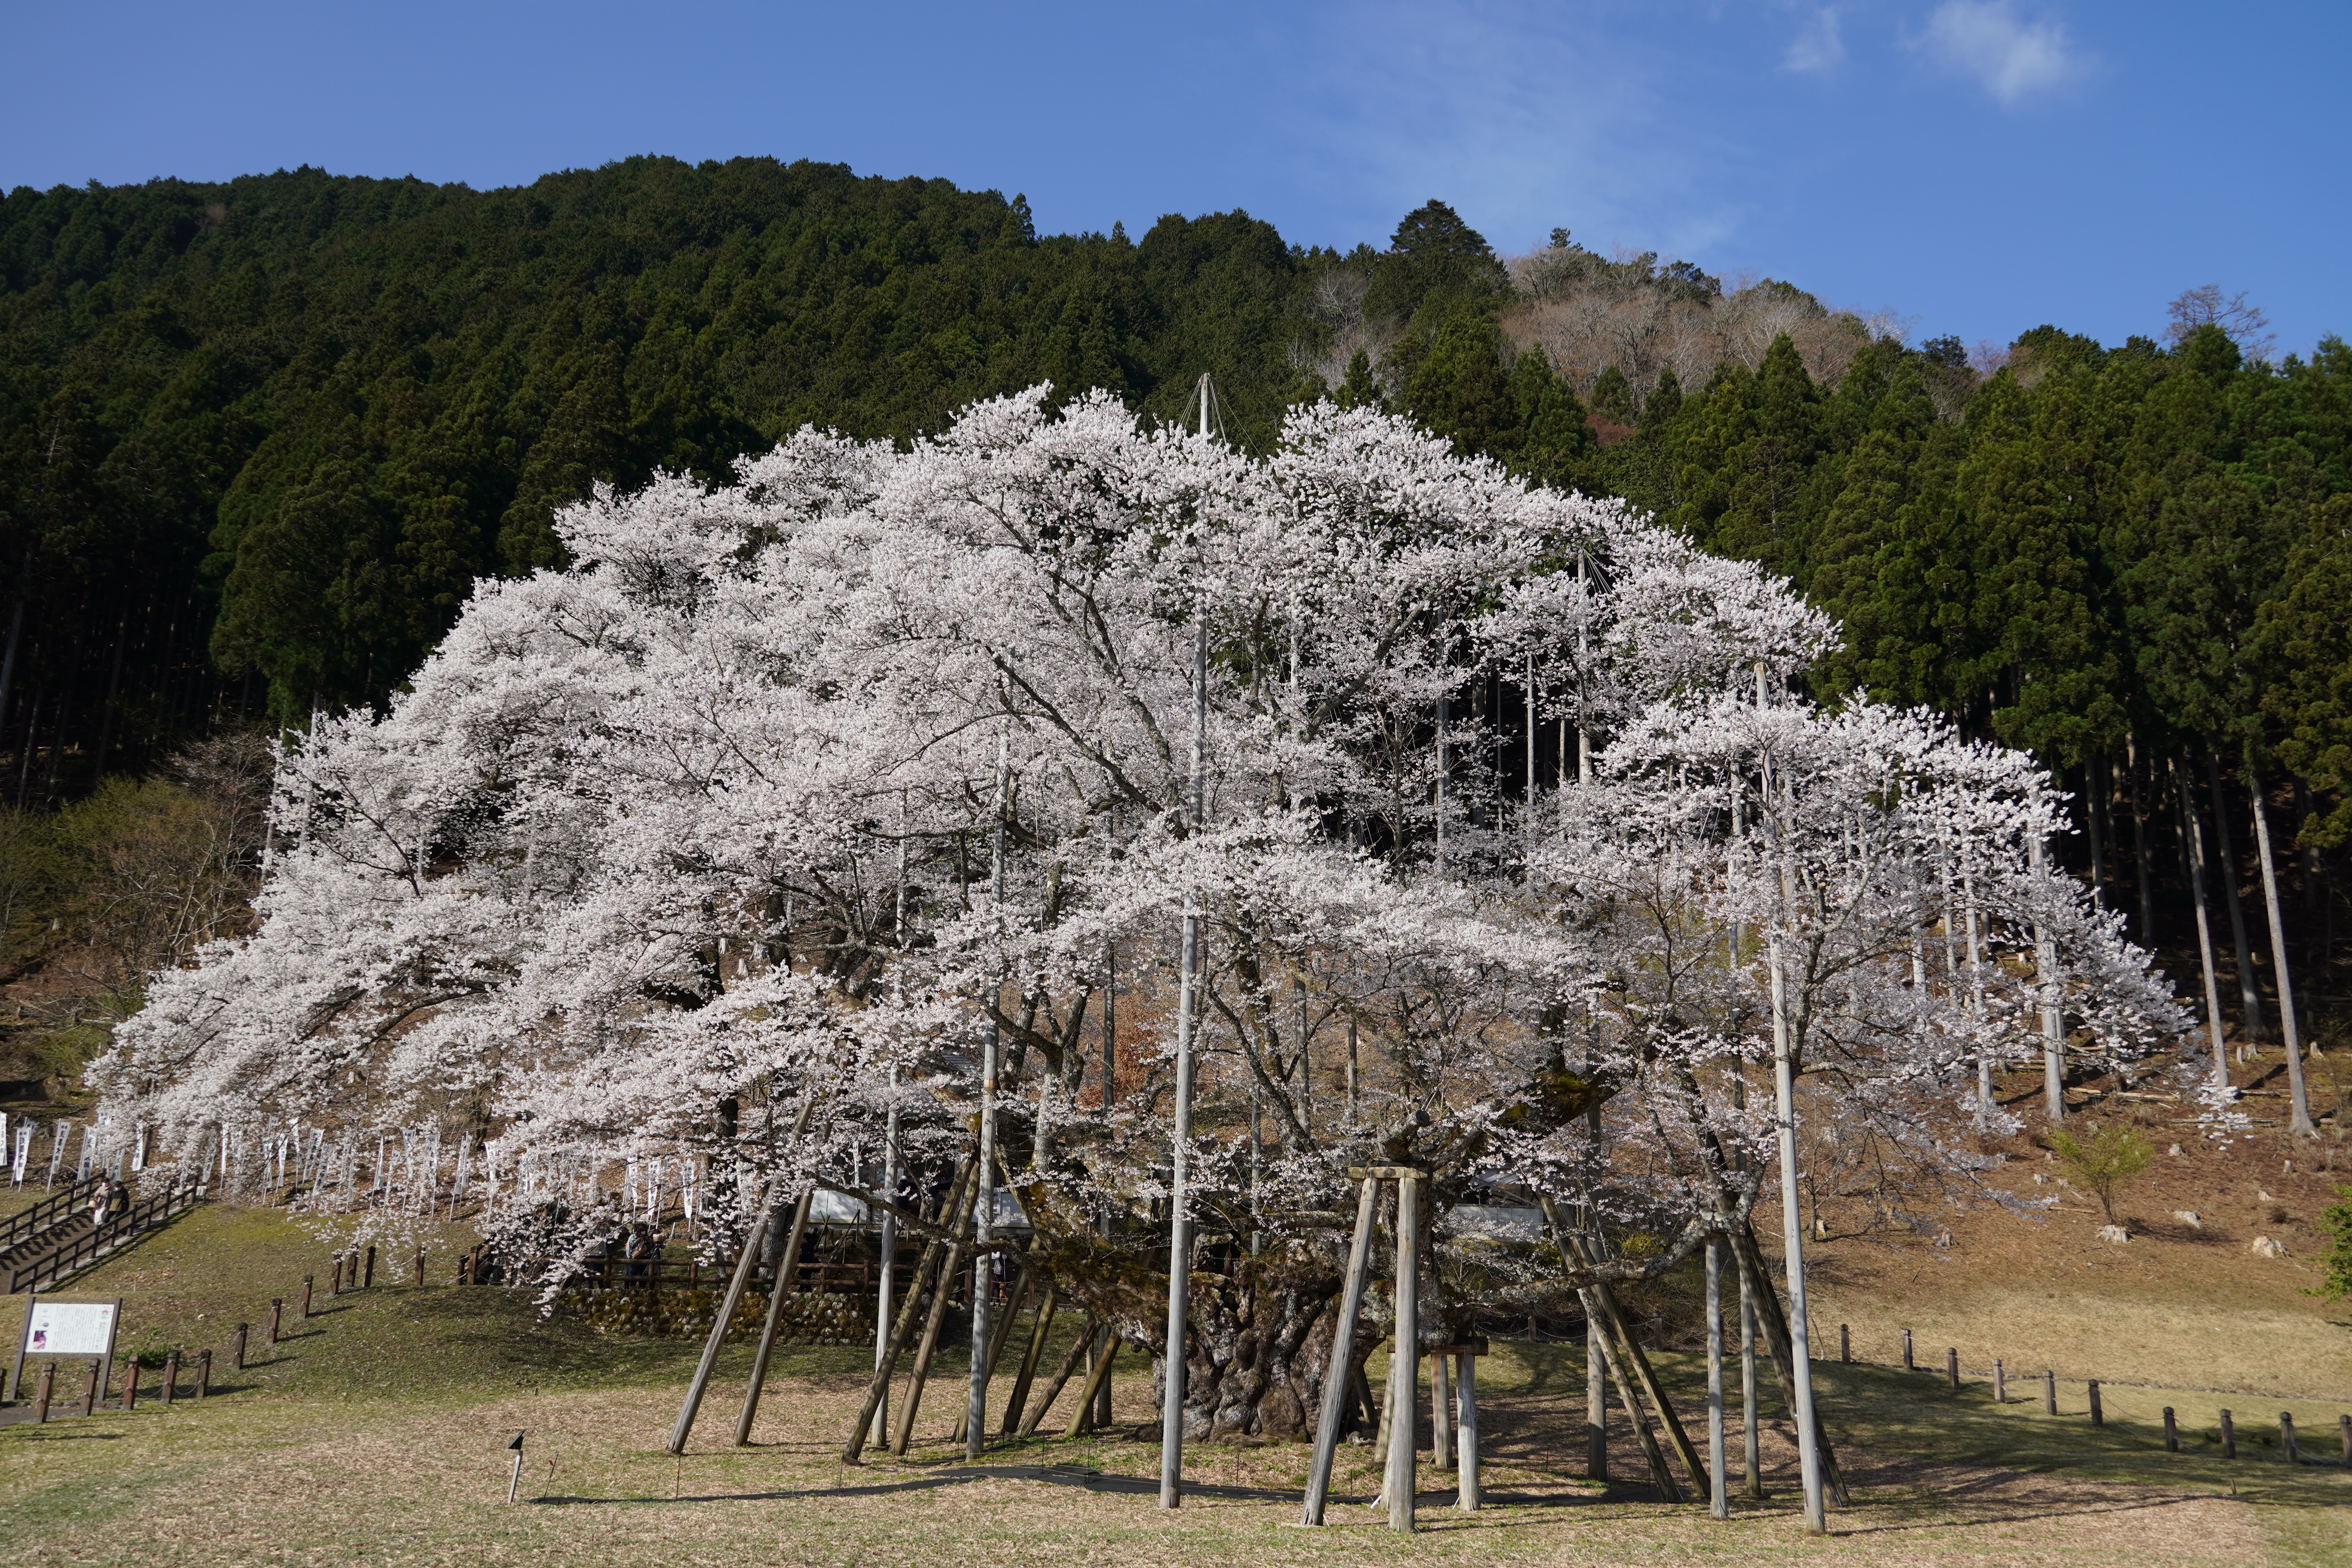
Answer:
[
  {"xmin": 2247, "ymin": 776, "xmax": 2316, "ymax": 1136},
  {"xmin": 1758, "ymin": 671, "xmax": 1825, "ymax": 1535},
  {"xmin": 967, "ymin": 729, "xmax": 1009, "ymax": 1463},
  {"xmin": 1159, "ymin": 376, "xmax": 1212, "ymax": 1510},
  {"xmin": 2176, "ymin": 764, "xmax": 2233, "ymax": 1092},
  {"xmin": 2027, "ymin": 834, "xmax": 2065, "ymax": 1124},
  {"xmin": 1706, "ymin": 1235, "xmax": 1727, "ymax": 1519}
]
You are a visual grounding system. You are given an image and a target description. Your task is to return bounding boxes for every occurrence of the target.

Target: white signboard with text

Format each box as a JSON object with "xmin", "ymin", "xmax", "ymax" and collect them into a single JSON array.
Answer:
[{"xmin": 21, "ymin": 1299, "xmax": 117, "ymax": 1357}]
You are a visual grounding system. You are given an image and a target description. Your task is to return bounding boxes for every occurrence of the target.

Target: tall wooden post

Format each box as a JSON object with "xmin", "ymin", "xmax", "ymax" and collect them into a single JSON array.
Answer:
[
  {"xmin": 1454, "ymin": 1348, "xmax": 1480, "ymax": 1512},
  {"xmin": 1158, "ymin": 605, "xmax": 1208, "ymax": 1511},
  {"xmin": 969, "ymin": 733, "xmax": 1009, "ymax": 1465},
  {"xmin": 1387, "ymin": 1172, "xmax": 1419, "ymax": 1534}
]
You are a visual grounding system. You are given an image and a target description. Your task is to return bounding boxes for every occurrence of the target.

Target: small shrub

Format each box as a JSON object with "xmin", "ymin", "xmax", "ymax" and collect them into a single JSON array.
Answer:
[
  {"xmin": 2050, "ymin": 1123, "xmax": 2155, "ymax": 1227},
  {"xmin": 2313, "ymin": 1186, "xmax": 2352, "ymax": 1303}
]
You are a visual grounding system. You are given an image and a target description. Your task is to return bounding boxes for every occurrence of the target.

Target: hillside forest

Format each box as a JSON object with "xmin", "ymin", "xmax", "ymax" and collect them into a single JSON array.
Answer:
[{"xmin": 2, "ymin": 155, "xmax": 2349, "ymax": 1113}]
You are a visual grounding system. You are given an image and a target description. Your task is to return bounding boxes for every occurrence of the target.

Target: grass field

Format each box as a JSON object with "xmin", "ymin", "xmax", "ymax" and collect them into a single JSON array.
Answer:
[{"xmin": 4, "ymin": 1203, "xmax": 2350, "ymax": 1566}]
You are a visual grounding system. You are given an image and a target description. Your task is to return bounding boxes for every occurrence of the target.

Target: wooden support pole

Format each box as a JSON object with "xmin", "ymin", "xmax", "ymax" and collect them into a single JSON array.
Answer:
[
  {"xmin": 843, "ymin": 1159, "xmax": 974, "ymax": 1463},
  {"xmin": 1902, "ymin": 1328, "xmax": 1913, "ymax": 1370},
  {"xmin": 1728, "ymin": 1227, "xmax": 1849, "ymax": 1506},
  {"xmin": 300, "ymin": 1275, "xmax": 313, "ymax": 1320},
  {"xmin": 363, "ymin": 1246, "xmax": 375, "ymax": 1289},
  {"xmin": 1001, "ymin": 1285, "xmax": 1057, "ymax": 1435},
  {"xmin": 33, "ymin": 1363, "xmax": 51, "ymax": 1423},
  {"xmin": 1739, "ymin": 1264, "xmax": 1760, "ymax": 1499},
  {"xmin": 1947, "ymin": 1347, "xmax": 1959, "ymax": 1391},
  {"xmin": 267, "ymin": 1299, "xmax": 281, "ymax": 1347},
  {"xmin": 2043, "ymin": 1369, "xmax": 2056, "ymax": 1416},
  {"xmin": 2339, "ymin": 1412, "xmax": 2350, "ymax": 1465},
  {"xmin": 79, "ymin": 1357, "xmax": 98, "ymax": 1417},
  {"xmin": 1994, "ymin": 1359, "xmax": 2006, "ymax": 1404},
  {"xmin": 2163, "ymin": 1406, "xmax": 2178, "ymax": 1452},
  {"xmin": 894, "ymin": 1214, "xmax": 976, "ymax": 1455},
  {"xmin": 2221, "ymin": 1408, "xmax": 2236, "ymax": 1458},
  {"xmin": 1016, "ymin": 1320, "xmax": 1095, "ymax": 1439},
  {"xmin": 229, "ymin": 1324, "xmax": 247, "ymax": 1371},
  {"xmin": 120, "ymin": 1355, "xmax": 137, "ymax": 1412},
  {"xmin": 412, "ymin": 1250, "xmax": 425, "ymax": 1287},
  {"xmin": 1066, "ymin": 1333, "xmax": 1121, "ymax": 1438},
  {"xmin": 1454, "ymin": 1350, "xmax": 1480, "ymax": 1512},
  {"xmin": 1386, "ymin": 1172, "xmax": 1420, "ymax": 1534},
  {"xmin": 2282, "ymin": 1412, "xmax": 2299, "ymax": 1463},
  {"xmin": 2089, "ymin": 1380, "xmax": 2103, "ymax": 1426},
  {"xmin": 1838, "ymin": 1322, "xmax": 1848, "ymax": 1363},
  {"xmin": 1549, "ymin": 1209, "xmax": 1708, "ymax": 1502},
  {"xmin": 666, "ymin": 1176, "xmax": 784, "ymax": 1456},
  {"xmin": 734, "ymin": 1187, "xmax": 816, "ymax": 1446},
  {"xmin": 1587, "ymin": 1319, "xmax": 1609, "ymax": 1481},
  {"xmin": 195, "ymin": 1350, "xmax": 210, "ymax": 1398},
  {"xmin": 1430, "ymin": 1346, "xmax": 1453, "ymax": 1469},
  {"xmin": 161, "ymin": 1350, "xmax": 179, "ymax": 1406},
  {"xmin": 953, "ymin": 1264, "xmax": 1029, "ymax": 1445}
]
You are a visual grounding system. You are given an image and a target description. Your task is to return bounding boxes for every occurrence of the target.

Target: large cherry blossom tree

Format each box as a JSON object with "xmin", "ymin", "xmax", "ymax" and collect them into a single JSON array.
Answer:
[{"xmin": 93, "ymin": 388, "xmax": 2188, "ymax": 1448}]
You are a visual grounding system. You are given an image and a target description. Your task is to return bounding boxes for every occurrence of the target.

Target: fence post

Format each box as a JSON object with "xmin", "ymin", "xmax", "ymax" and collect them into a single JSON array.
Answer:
[
  {"xmin": 33, "ymin": 1362, "xmax": 52, "ymax": 1423},
  {"xmin": 1946, "ymin": 1348, "xmax": 1959, "ymax": 1392},
  {"xmin": 1902, "ymin": 1329, "xmax": 1913, "ymax": 1371},
  {"xmin": 196, "ymin": 1350, "xmax": 211, "ymax": 1399},
  {"xmin": 1994, "ymin": 1360, "xmax": 2006, "ymax": 1405},
  {"xmin": 2088, "ymin": 1381, "xmax": 2102, "ymax": 1427},
  {"xmin": 267, "ymin": 1299, "xmax": 282, "ymax": 1347},
  {"xmin": 120, "ymin": 1355, "xmax": 137, "ymax": 1412},
  {"xmin": 331, "ymin": 1254, "xmax": 342, "ymax": 1295},
  {"xmin": 2282, "ymin": 1413, "xmax": 2299, "ymax": 1464},
  {"xmin": 230, "ymin": 1324, "xmax": 248, "ymax": 1371},
  {"xmin": 2339, "ymin": 1412, "xmax": 2350, "ymax": 1465},
  {"xmin": 2163, "ymin": 1407, "xmax": 2177, "ymax": 1452},
  {"xmin": 1839, "ymin": 1324, "xmax": 1849, "ymax": 1364},
  {"xmin": 363, "ymin": 1246, "xmax": 375, "ymax": 1289},
  {"xmin": 413, "ymin": 1250, "xmax": 425, "ymax": 1287},
  {"xmin": 2220, "ymin": 1408, "xmax": 2235, "ymax": 1458},
  {"xmin": 162, "ymin": 1350, "xmax": 180, "ymax": 1406},
  {"xmin": 300, "ymin": 1275, "xmax": 313, "ymax": 1319},
  {"xmin": 80, "ymin": 1357, "xmax": 98, "ymax": 1416},
  {"xmin": 2042, "ymin": 1370, "xmax": 2056, "ymax": 1416}
]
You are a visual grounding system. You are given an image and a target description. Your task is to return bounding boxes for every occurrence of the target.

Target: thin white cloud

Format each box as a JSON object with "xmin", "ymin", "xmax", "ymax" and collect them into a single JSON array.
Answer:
[
  {"xmin": 1783, "ymin": 9, "xmax": 1846, "ymax": 76},
  {"xmin": 1918, "ymin": 1, "xmax": 2088, "ymax": 105},
  {"xmin": 1284, "ymin": 3, "xmax": 1746, "ymax": 259}
]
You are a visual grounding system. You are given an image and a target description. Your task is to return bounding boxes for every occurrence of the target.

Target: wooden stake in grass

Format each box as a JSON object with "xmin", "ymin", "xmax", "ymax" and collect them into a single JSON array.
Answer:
[
  {"xmin": 735, "ymin": 1185, "xmax": 818, "ymax": 1447},
  {"xmin": 2163, "ymin": 1406, "xmax": 2178, "ymax": 1452},
  {"xmin": 331, "ymin": 1255, "xmax": 343, "ymax": 1295},
  {"xmin": 363, "ymin": 1246, "xmax": 375, "ymax": 1289},
  {"xmin": 2339, "ymin": 1411, "xmax": 2350, "ymax": 1465},
  {"xmin": 1946, "ymin": 1347, "xmax": 1959, "ymax": 1391},
  {"xmin": 2282, "ymin": 1412, "xmax": 2299, "ymax": 1464},
  {"xmin": 79, "ymin": 1357, "xmax": 98, "ymax": 1417},
  {"xmin": 33, "ymin": 1362, "xmax": 51, "ymax": 1423},
  {"xmin": 196, "ymin": 1350, "xmax": 210, "ymax": 1399},
  {"xmin": 2089, "ymin": 1380, "xmax": 2103, "ymax": 1426},
  {"xmin": 267, "ymin": 1299, "xmax": 282, "ymax": 1347},
  {"xmin": 2221, "ymin": 1408, "xmax": 2236, "ymax": 1458},
  {"xmin": 412, "ymin": 1250, "xmax": 425, "ymax": 1288},
  {"xmin": 1902, "ymin": 1328, "xmax": 1913, "ymax": 1370},
  {"xmin": 1063, "ymin": 1332, "xmax": 1120, "ymax": 1440},
  {"xmin": 120, "ymin": 1355, "xmax": 137, "ymax": 1412},
  {"xmin": 1015, "ymin": 1320, "xmax": 1094, "ymax": 1439},
  {"xmin": 300, "ymin": 1274, "xmax": 313, "ymax": 1320},
  {"xmin": 507, "ymin": 1432, "xmax": 526, "ymax": 1502},
  {"xmin": 230, "ymin": 1324, "xmax": 248, "ymax": 1371},
  {"xmin": 2043, "ymin": 1369, "xmax": 2056, "ymax": 1416},
  {"xmin": 161, "ymin": 1350, "xmax": 179, "ymax": 1406},
  {"xmin": 1994, "ymin": 1359, "xmax": 2006, "ymax": 1404},
  {"xmin": 1838, "ymin": 1323, "xmax": 1848, "ymax": 1364}
]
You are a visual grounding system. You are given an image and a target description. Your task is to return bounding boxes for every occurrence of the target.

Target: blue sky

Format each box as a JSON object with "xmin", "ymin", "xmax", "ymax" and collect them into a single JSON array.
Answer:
[{"xmin": 4, "ymin": 1, "xmax": 2343, "ymax": 357}]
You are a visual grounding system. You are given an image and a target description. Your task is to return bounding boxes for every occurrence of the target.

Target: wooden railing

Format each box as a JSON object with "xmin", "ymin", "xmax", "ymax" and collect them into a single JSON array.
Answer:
[
  {"xmin": 501, "ymin": 1252, "xmax": 884, "ymax": 1294},
  {"xmin": 7, "ymin": 1181, "xmax": 198, "ymax": 1294},
  {"xmin": 0, "ymin": 1176, "xmax": 105, "ymax": 1255}
]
